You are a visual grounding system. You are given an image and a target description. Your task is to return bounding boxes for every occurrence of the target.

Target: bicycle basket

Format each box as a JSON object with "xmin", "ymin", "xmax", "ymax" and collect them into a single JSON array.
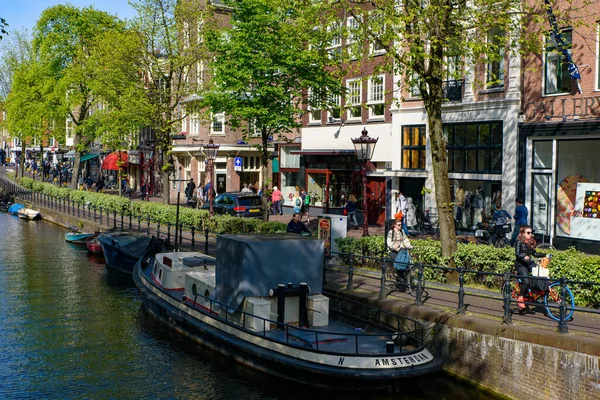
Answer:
[{"xmin": 494, "ymin": 224, "xmax": 512, "ymax": 234}]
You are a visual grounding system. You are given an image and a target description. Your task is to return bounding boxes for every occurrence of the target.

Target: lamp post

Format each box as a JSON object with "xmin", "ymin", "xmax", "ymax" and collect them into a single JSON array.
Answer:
[
  {"xmin": 351, "ymin": 127, "xmax": 378, "ymax": 236},
  {"xmin": 203, "ymin": 138, "xmax": 220, "ymax": 216}
]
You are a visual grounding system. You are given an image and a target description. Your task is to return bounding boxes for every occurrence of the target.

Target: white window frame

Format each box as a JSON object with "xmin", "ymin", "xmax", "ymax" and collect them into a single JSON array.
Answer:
[
  {"xmin": 328, "ymin": 92, "xmax": 341, "ymax": 121},
  {"xmin": 211, "ymin": 111, "xmax": 225, "ymax": 135},
  {"xmin": 486, "ymin": 29, "xmax": 505, "ymax": 89},
  {"xmin": 308, "ymin": 89, "xmax": 322, "ymax": 124},
  {"xmin": 544, "ymin": 28, "xmax": 573, "ymax": 95},
  {"xmin": 367, "ymin": 75, "xmax": 385, "ymax": 118},
  {"xmin": 346, "ymin": 78, "xmax": 362, "ymax": 121},
  {"xmin": 346, "ymin": 17, "xmax": 360, "ymax": 59},
  {"xmin": 369, "ymin": 11, "xmax": 386, "ymax": 55},
  {"xmin": 326, "ymin": 22, "xmax": 342, "ymax": 60},
  {"xmin": 190, "ymin": 113, "xmax": 200, "ymax": 136}
]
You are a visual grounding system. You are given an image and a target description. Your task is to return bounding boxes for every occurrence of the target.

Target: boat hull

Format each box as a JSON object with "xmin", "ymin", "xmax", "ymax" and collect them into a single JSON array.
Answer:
[
  {"xmin": 86, "ymin": 235, "xmax": 103, "ymax": 255},
  {"xmin": 99, "ymin": 232, "xmax": 152, "ymax": 276},
  {"xmin": 65, "ymin": 232, "xmax": 94, "ymax": 244},
  {"xmin": 133, "ymin": 258, "xmax": 443, "ymax": 390},
  {"xmin": 17, "ymin": 208, "xmax": 41, "ymax": 220}
]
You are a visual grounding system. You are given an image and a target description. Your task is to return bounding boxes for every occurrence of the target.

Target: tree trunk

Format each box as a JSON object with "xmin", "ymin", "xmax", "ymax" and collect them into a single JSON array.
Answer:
[
  {"xmin": 425, "ymin": 56, "xmax": 457, "ymax": 280},
  {"xmin": 70, "ymin": 132, "xmax": 82, "ymax": 190},
  {"xmin": 261, "ymin": 128, "xmax": 270, "ymax": 222}
]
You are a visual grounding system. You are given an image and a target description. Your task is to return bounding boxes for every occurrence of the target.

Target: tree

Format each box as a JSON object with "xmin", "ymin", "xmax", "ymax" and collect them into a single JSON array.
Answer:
[
  {"xmin": 306, "ymin": 0, "xmax": 577, "ymax": 267},
  {"xmin": 202, "ymin": 0, "xmax": 345, "ymax": 219},
  {"xmin": 129, "ymin": 0, "xmax": 207, "ymax": 202},
  {"xmin": 33, "ymin": 5, "xmax": 124, "ymax": 189},
  {"xmin": 0, "ymin": 18, "xmax": 8, "ymax": 40}
]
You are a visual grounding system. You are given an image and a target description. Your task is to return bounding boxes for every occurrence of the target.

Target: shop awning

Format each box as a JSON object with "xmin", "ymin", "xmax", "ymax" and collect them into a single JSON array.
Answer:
[
  {"xmin": 101, "ymin": 151, "xmax": 128, "ymax": 170},
  {"xmin": 80, "ymin": 153, "xmax": 100, "ymax": 162},
  {"xmin": 65, "ymin": 150, "xmax": 76, "ymax": 159}
]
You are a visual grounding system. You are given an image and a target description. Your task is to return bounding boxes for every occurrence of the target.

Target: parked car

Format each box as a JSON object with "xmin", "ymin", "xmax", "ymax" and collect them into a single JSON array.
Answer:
[{"xmin": 201, "ymin": 192, "xmax": 263, "ymax": 218}]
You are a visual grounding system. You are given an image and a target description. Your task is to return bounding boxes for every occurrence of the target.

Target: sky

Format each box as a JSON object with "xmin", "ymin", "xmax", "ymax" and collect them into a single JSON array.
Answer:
[{"xmin": 2, "ymin": 0, "xmax": 138, "ymax": 33}]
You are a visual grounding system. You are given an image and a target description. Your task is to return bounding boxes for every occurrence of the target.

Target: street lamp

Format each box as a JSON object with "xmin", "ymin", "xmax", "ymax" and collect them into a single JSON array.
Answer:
[
  {"xmin": 351, "ymin": 127, "xmax": 378, "ymax": 236},
  {"xmin": 203, "ymin": 138, "xmax": 220, "ymax": 216}
]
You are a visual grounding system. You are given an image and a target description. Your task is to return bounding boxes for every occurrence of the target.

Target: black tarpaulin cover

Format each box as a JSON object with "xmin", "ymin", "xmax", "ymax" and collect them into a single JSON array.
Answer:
[{"xmin": 215, "ymin": 234, "xmax": 324, "ymax": 310}]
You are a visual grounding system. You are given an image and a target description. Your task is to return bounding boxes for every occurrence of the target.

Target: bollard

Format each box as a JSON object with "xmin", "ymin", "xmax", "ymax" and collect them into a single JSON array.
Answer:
[
  {"xmin": 379, "ymin": 258, "xmax": 386, "ymax": 299},
  {"xmin": 415, "ymin": 264, "xmax": 424, "ymax": 306},
  {"xmin": 458, "ymin": 266, "xmax": 465, "ymax": 314},
  {"xmin": 502, "ymin": 271, "xmax": 513, "ymax": 325},
  {"xmin": 557, "ymin": 277, "xmax": 569, "ymax": 334},
  {"xmin": 167, "ymin": 223, "xmax": 171, "ymax": 243},
  {"xmin": 347, "ymin": 253, "xmax": 354, "ymax": 290},
  {"xmin": 205, "ymin": 228, "xmax": 209, "ymax": 255},
  {"xmin": 191, "ymin": 227, "xmax": 195, "ymax": 248}
]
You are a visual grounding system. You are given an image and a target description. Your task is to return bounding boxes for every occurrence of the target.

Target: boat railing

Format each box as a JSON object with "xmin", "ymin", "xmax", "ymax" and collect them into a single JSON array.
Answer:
[{"xmin": 185, "ymin": 289, "xmax": 428, "ymax": 356}]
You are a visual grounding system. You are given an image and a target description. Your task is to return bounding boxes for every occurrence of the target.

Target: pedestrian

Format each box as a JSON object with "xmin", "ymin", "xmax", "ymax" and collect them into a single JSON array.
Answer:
[
  {"xmin": 293, "ymin": 189, "xmax": 302, "ymax": 214},
  {"xmin": 510, "ymin": 198, "xmax": 529, "ymax": 246},
  {"xmin": 271, "ymin": 186, "xmax": 283, "ymax": 215},
  {"xmin": 386, "ymin": 218, "xmax": 413, "ymax": 272},
  {"xmin": 85, "ymin": 176, "xmax": 94, "ymax": 191},
  {"xmin": 301, "ymin": 189, "xmax": 311, "ymax": 223},
  {"xmin": 455, "ymin": 186, "xmax": 465, "ymax": 227},
  {"xmin": 241, "ymin": 183, "xmax": 252, "ymax": 193},
  {"xmin": 396, "ymin": 191, "xmax": 410, "ymax": 236},
  {"xmin": 346, "ymin": 193, "xmax": 359, "ymax": 229},
  {"xmin": 286, "ymin": 212, "xmax": 311, "ymax": 235},
  {"xmin": 406, "ymin": 197, "xmax": 417, "ymax": 232},
  {"xmin": 185, "ymin": 178, "xmax": 196, "ymax": 202},
  {"xmin": 196, "ymin": 183, "xmax": 205, "ymax": 208}
]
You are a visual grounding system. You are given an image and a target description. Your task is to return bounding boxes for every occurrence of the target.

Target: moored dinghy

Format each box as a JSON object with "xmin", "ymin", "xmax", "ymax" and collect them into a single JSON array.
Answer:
[
  {"xmin": 133, "ymin": 234, "xmax": 442, "ymax": 389},
  {"xmin": 7, "ymin": 203, "xmax": 24, "ymax": 215},
  {"xmin": 86, "ymin": 234, "xmax": 103, "ymax": 256},
  {"xmin": 17, "ymin": 208, "xmax": 42, "ymax": 220},
  {"xmin": 65, "ymin": 231, "xmax": 95, "ymax": 244}
]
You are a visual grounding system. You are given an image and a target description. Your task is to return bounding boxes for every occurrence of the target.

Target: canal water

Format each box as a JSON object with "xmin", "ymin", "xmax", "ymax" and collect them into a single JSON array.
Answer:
[{"xmin": 0, "ymin": 214, "xmax": 497, "ymax": 399}]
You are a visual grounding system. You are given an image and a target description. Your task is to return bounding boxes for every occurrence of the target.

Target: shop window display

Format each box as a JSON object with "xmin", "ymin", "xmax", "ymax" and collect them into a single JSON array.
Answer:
[{"xmin": 556, "ymin": 140, "xmax": 600, "ymax": 238}]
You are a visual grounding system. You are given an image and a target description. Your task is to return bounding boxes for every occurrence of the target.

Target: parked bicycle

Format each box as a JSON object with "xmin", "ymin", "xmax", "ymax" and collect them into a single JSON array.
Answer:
[
  {"xmin": 415, "ymin": 209, "xmax": 439, "ymax": 236},
  {"xmin": 474, "ymin": 222, "xmax": 511, "ymax": 248},
  {"xmin": 504, "ymin": 255, "xmax": 575, "ymax": 322}
]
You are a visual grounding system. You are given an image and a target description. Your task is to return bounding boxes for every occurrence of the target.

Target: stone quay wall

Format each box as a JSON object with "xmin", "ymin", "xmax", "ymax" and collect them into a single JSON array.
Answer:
[{"xmin": 329, "ymin": 290, "xmax": 600, "ymax": 400}]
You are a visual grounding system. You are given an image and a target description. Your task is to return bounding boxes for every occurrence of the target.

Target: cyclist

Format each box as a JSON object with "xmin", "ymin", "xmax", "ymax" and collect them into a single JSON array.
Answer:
[{"xmin": 514, "ymin": 225, "xmax": 545, "ymax": 309}]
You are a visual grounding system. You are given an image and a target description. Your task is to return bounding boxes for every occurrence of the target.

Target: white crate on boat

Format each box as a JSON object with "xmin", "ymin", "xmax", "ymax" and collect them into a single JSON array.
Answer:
[
  {"xmin": 307, "ymin": 294, "xmax": 329, "ymax": 327},
  {"xmin": 243, "ymin": 297, "xmax": 271, "ymax": 333}
]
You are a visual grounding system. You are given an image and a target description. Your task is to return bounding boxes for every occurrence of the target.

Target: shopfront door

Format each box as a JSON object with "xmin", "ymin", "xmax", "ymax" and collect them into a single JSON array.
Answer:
[
  {"xmin": 367, "ymin": 177, "xmax": 386, "ymax": 226},
  {"xmin": 531, "ymin": 173, "xmax": 552, "ymax": 239}
]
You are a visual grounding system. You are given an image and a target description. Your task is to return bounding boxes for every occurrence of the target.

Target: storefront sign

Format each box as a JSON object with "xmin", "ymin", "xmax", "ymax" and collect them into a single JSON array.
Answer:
[{"xmin": 524, "ymin": 96, "xmax": 600, "ymax": 120}]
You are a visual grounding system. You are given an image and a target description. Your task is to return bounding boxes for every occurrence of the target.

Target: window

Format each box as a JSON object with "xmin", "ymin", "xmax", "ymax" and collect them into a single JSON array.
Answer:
[
  {"xmin": 346, "ymin": 17, "xmax": 360, "ymax": 59},
  {"xmin": 544, "ymin": 28, "xmax": 572, "ymax": 95},
  {"xmin": 408, "ymin": 72, "xmax": 421, "ymax": 98},
  {"xmin": 368, "ymin": 75, "xmax": 385, "ymax": 118},
  {"xmin": 190, "ymin": 113, "xmax": 200, "ymax": 135},
  {"xmin": 446, "ymin": 121, "xmax": 503, "ymax": 173},
  {"xmin": 347, "ymin": 79, "xmax": 362, "ymax": 120},
  {"xmin": 326, "ymin": 22, "xmax": 342, "ymax": 60},
  {"xmin": 211, "ymin": 111, "xmax": 225, "ymax": 134},
  {"xmin": 486, "ymin": 29, "xmax": 505, "ymax": 89},
  {"xmin": 401, "ymin": 125, "xmax": 426, "ymax": 170},
  {"xmin": 328, "ymin": 92, "xmax": 341, "ymax": 120},
  {"xmin": 308, "ymin": 89, "xmax": 322, "ymax": 123},
  {"xmin": 280, "ymin": 146, "xmax": 300, "ymax": 168},
  {"xmin": 369, "ymin": 11, "xmax": 386, "ymax": 55},
  {"xmin": 533, "ymin": 141, "xmax": 552, "ymax": 169}
]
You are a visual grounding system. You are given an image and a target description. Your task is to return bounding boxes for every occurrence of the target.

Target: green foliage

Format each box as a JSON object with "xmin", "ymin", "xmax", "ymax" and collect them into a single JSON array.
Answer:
[{"xmin": 334, "ymin": 236, "xmax": 600, "ymax": 307}]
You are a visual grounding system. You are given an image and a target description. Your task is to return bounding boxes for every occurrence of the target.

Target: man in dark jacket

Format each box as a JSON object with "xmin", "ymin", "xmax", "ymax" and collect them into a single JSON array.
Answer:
[{"xmin": 286, "ymin": 213, "xmax": 311, "ymax": 235}]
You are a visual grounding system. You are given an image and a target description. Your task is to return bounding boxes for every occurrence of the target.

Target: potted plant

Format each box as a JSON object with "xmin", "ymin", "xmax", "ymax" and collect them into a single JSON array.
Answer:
[{"xmin": 309, "ymin": 190, "xmax": 322, "ymax": 206}]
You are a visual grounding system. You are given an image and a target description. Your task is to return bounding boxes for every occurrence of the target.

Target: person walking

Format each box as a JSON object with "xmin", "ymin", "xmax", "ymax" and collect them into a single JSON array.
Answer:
[
  {"xmin": 241, "ymin": 183, "xmax": 252, "ymax": 193},
  {"xmin": 301, "ymin": 189, "xmax": 311, "ymax": 223},
  {"xmin": 346, "ymin": 193, "xmax": 359, "ymax": 229},
  {"xmin": 271, "ymin": 186, "xmax": 283, "ymax": 215},
  {"xmin": 185, "ymin": 178, "xmax": 196, "ymax": 203},
  {"xmin": 510, "ymin": 198, "xmax": 529, "ymax": 246},
  {"xmin": 196, "ymin": 183, "xmax": 205, "ymax": 208},
  {"xmin": 406, "ymin": 197, "xmax": 417, "ymax": 233}
]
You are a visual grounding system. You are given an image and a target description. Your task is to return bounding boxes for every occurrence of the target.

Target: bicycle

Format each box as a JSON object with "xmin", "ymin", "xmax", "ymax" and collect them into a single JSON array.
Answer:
[
  {"xmin": 415, "ymin": 209, "xmax": 439, "ymax": 236},
  {"xmin": 385, "ymin": 262, "xmax": 426, "ymax": 298},
  {"xmin": 505, "ymin": 256, "xmax": 575, "ymax": 322}
]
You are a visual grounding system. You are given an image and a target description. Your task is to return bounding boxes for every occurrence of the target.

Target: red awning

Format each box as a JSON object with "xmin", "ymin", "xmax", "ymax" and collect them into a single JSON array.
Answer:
[{"xmin": 101, "ymin": 152, "xmax": 128, "ymax": 170}]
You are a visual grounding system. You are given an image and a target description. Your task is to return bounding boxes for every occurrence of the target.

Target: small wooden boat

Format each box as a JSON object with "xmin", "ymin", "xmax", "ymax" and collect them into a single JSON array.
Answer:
[
  {"xmin": 7, "ymin": 203, "xmax": 24, "ymax": 215},
  {"xmin": 85, "ymin": 235, "xmax": 104, "ymax": 255},
  {"xmin": 17, "ymin": 208, "xmax": 42, "ymax": 220},
  {"xmin": 65, "ymin": 231, "xmax": 95, "ymax": 244},
  {"xmin": 133, "ymin": 234, "xmax": 443, "ymax": 390}
]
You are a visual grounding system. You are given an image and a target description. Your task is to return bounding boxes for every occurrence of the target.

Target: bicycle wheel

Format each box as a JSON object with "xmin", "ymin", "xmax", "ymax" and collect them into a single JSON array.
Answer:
[
  {"xmin": 406, "ymin": 267, "xmax": 423, "ymax": 297},
  {"xmin": 544, "ymin": 282, "xmax": 575, "ymax": 322},
  {"xmin": 494, "ymin": 236, "xmax": 509, "ymax": 248}
]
